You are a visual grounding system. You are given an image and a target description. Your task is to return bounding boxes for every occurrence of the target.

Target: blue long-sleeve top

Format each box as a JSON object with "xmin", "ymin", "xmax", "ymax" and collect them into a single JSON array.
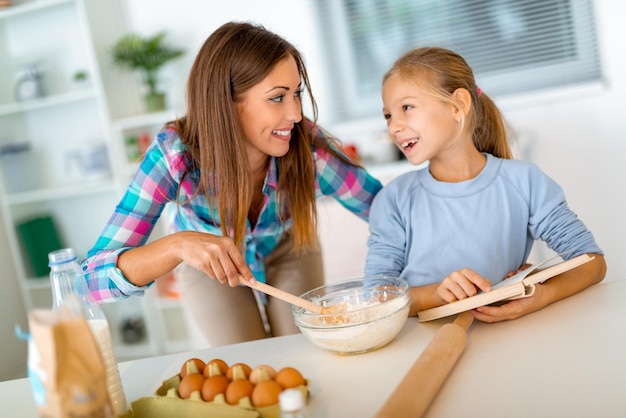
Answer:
[{"xmin": 365, "ymin": 153, "xmax": 603, "ymax": 286}]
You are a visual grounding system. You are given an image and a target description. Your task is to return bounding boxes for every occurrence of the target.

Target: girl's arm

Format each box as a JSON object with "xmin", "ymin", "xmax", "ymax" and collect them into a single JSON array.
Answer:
[
  {"xmin": 472, "ymin": 252, "xmax": 606, "ymax": 322},
  {"xmin": 407, "ymin": 283, "xmax": 442, "ymax": 317}
]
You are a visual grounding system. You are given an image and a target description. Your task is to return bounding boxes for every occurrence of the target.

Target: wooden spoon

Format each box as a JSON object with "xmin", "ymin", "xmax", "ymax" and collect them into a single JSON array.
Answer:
[{"xmin": 238, "ymin": 275, "xmax": 323, "ymax": 314}]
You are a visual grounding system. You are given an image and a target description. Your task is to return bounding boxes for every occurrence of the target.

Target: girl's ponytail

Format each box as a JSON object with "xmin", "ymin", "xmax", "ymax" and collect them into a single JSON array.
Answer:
[{"xmin": 473, "ymin": 92, "xmax": 512, "ymax": 159}]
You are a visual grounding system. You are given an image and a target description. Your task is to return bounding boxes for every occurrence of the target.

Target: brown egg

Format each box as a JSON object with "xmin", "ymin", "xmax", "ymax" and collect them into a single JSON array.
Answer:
[
  {"xmin": 249, "ymin": 365, "xmax": 277, "ymax": 385},
  {"xmin": 251, "ymin": 380, "xmax": 283, "ymax": 407},
  {"xmin": 225, "ymin": 379, "xmax": 254, "ymax": 405},
  {"xmin": 201, "ymin": 375, "xmax": 229, "ymax": 402},
  {"xmin": 204, "ymin": 358, "xmax": 229, "ymax": 377},
  {"xmin": 180, "ymin": 357, "xmax": 205, "ymax": 378},
  {"xmin": 275, "ymin": 367, "xmax": 305, "ymax": 389},
  {"xmin": 178, "ymin": 373, "xmax": 206, "ymax": 399},
  {"xmin": 226, "ymin": 362, "xmax": 252, "ymax": 380}
]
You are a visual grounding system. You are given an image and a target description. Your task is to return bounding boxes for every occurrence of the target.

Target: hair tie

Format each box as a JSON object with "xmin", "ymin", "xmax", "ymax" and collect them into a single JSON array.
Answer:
[{"xmin": 477, "ymin": 87, "xmax": 482, "ymax": 97}]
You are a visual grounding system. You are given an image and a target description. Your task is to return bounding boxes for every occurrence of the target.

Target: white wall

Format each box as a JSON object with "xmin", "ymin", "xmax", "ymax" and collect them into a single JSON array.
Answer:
[
  {"xmin": 0, "ymin": 205, "xmax": 27, "ymax": 381},
  {"xmin": 499, "ymin": 0, "xmax": 624, "ymax": 281},
  {"xmin": 118, "ymin": 0, "xmax": 323, "ymax": 118}
]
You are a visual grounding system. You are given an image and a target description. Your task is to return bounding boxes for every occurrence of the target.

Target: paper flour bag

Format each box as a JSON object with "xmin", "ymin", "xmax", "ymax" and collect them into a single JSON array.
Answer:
[{"xmin": 28, "ymin": 307, "xmax": 114, "ymax": 417}]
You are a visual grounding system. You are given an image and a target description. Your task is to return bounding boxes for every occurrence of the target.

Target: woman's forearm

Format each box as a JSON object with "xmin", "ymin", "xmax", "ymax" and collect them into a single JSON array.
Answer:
[{"xmin": 117, "ymin": 232, "xmax": 186, "ymax": 286}]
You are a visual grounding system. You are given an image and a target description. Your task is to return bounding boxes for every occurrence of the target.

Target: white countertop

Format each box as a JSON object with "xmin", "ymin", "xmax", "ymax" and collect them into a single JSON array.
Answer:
[{"xmin": 3, "ymin": 279, "xmax": 625, "ymax": 418}]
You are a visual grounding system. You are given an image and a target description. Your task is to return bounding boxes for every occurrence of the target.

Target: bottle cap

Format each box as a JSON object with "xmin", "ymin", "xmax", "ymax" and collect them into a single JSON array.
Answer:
[
  {"xmin": 279, "ymin": 388, "xmax": 304, "ymax": 412},
  {"xmin": 48, "ymin": 248, "xmax": 78, "ymax": 266}
]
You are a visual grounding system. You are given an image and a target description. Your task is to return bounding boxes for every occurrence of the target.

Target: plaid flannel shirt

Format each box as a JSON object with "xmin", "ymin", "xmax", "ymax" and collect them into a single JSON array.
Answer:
[{"xmin": 81, "ymin": 123, "xmax": 382, "ymax": 302}]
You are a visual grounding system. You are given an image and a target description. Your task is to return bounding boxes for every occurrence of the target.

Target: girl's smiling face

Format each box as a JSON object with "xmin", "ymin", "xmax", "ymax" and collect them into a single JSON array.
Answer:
[
  {"xmin": 382, "ymin": 73, "xmax": 462, "ymax": 166},
  {"xmin": 237, "ymin": 55, "xmax": 303, "ymax": 169}
]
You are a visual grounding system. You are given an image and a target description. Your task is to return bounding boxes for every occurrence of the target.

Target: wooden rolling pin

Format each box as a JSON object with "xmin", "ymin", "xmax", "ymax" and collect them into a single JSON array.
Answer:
[{"xmin": 375, "ymin": 311, "xmax": 474, "ymax": 418}]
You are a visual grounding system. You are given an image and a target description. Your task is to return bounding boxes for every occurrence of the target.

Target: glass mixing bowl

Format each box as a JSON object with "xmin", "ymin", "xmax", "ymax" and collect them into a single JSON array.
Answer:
[{"xmin": 291, "ymin": 276, "xmax": 410, "ymax": 355}]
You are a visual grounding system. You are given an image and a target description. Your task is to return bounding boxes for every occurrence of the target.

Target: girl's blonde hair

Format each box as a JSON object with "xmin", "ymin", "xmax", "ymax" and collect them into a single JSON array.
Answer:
[{"xmin": 383, "ymin": 47, "xmax": 513, "ymax": 159}]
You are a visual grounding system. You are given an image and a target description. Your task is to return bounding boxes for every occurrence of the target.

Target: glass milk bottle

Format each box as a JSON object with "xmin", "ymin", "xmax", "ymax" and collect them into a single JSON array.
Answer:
[{"xmin": 49, "ymin": 248, "xmax": 127, "ymax": 416}]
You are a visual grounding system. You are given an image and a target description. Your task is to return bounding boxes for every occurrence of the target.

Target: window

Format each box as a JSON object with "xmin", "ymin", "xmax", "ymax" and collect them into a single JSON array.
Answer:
[{"xmin": 316, "ymin": 0, "xmax": 602, "ymax": 121}]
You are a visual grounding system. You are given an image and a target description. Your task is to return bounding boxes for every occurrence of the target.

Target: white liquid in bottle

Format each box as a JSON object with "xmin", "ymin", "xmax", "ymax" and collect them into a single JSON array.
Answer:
[
  {"xmin": 90, "ymin": 319, "xmax": 127, "ymax": 416},
  {"xmin": 48, "ymin": 248, "xmax": 128, "ymax": 417}
]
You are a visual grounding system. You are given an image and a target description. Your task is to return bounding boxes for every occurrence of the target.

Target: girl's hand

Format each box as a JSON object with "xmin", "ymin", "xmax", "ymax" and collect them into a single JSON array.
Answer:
[
  {"xmin": 437, "ymin": 268, "xmax": 492, "ymax": 303},
  {"xmin": 472, "ymin": 282, "xmax": 545, "ymax": 322},
  {"xmin": 177, "ymin": 231, "xmax": 255, "ymax": 287},
  {"xmin": 505, "ymin": 263, "xmax": 532, "ymax": 278}
]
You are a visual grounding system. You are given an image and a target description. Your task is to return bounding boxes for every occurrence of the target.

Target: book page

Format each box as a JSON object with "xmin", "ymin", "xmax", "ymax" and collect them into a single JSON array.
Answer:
[{"xmin": 490, "ymin": 253, "xmax": 563, "ymax": 291}]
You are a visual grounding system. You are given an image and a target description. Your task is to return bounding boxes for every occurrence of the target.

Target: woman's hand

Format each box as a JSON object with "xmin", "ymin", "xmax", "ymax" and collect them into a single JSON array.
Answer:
[
  {"xmin": 118, "ymin": 231, "xmax": 255, "ymax": 287},
  {"xmin": 437, "ymin": 268, "xmax": 492, "ymax": 303},
  {"xmin": 176, "ymin": 231, "xmax": 255, "ymax": 287}
]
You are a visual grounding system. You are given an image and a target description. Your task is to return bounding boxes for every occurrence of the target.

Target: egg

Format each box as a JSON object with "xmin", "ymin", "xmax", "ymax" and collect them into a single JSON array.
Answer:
[
  {"xmin": 201, "ymin": 375, "xmax": 229, "ymax": 402},
  {"xmin": 180, "ymin": 357, "xmax": 205, "ymax": 378},
  {"xmin": 275, "ymin": 367, "xmax": 305, "ymax": 389},
  {"xmin": 226, "ymin": 362, "xmax": 252, "ymax": 380},
  {"xmin": 225, "ymin": 378, "xmax": 254, "ymax": 405},
  {"xmin": 204, "ymin": 358, "xmax": 229, "ymax": 378},
  {"xmin": 249, "ymin": 365, "xmax": 277, "ymax": 385},
  {"xmin": 251, "ymin": 380, "xmax": 283, "ymax": 407},
  {"xmin": 178, "ymin": 373, "xmax": 206, "ymax": 399}
]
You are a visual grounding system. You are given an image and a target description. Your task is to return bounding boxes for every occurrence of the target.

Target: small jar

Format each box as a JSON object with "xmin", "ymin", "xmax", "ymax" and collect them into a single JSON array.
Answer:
[
  {"xmin": 0, "ymin": 142, "xmax": 39, "ymax": 193},
  {"xmin": 279, "ymin": 389, "xmax": 306, "ymax": 418}
]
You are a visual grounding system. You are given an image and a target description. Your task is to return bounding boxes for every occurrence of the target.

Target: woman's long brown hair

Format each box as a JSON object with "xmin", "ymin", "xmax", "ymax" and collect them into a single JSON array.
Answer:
[{"xmin": 171, "ymin": 22, "xmax": 353, "ymax": 253}]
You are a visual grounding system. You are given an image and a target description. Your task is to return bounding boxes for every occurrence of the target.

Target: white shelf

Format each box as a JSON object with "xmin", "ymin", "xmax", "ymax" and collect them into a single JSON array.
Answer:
[
  {"xmin": 113, "ymin": 110, "xmax": 175, "ymax": 179},
  {"xmin": 113, "ymin": 341, "xmax": 158, "ymax": 361},
  {"xmin": 113, "ymin": 109, "xmax": 177, "ymax": 130},
  {"xmin": 1, "ymin": 0, "xmax": 193, "ymax": 361},
  {"xmin": 24, "ymin": 278, "xmax": 50, "ymax": 289},
  {"xmin": 0, "ymin": 0, "xmax": 73, "ymax": 20},
  {"xmin": 0, "ymin": 88, "xmax": 97, "ymax": 116},
  {"xmin": 161, "ymin": 340, "xmax": 191, "ymax": 355},
  {"xmin": 152, "ymin": 296, "xmax": 182, "ymax": 310},
  {"xmin": 4, "ymin": 178, "xmax": 117, "ymax": 205}
]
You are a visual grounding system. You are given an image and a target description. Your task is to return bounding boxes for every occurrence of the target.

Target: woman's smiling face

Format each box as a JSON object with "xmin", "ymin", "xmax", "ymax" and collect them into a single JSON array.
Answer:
[
  {"xmin": 237, "ymin": 55, "xmax": 303, "ymax": 166},
  {"xmin": 382, "ymin": 73, "xmax": 460, "ymax": 166}
]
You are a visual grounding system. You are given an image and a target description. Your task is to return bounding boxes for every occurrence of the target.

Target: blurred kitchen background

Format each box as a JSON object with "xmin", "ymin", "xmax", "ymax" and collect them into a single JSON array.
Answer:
[{"xmin": 1, "ymin": 0, "xmax": 623, "ymax": 380}]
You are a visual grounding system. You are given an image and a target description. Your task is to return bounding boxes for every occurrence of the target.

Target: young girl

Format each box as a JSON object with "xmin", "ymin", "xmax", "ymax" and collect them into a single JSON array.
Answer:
[
  {"xmin": 82, "ymin": 22, "xmax": 382, "ymax": 346},
  {"xmin": 364, "ymin": 47, "xmax": 606, "ymax": 323}
]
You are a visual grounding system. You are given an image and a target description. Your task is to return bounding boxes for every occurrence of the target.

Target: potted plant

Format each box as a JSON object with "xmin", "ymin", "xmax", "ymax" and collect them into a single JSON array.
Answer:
[
  {"xmin": 111, "ymin": 32, "xmax": 184, "ymax": 112},
  {"xmin": 71, "ymin": 69, "xmax": 90, "ymax": 89}
]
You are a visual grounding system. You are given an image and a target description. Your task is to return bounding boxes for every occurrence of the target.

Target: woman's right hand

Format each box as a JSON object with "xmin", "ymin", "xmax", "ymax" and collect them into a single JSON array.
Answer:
[
  {"xmin": 118, "ymin": 231, "xmax": 255, "ymax": 287},
  {"xmin": 176, "ymin": 231, "xmax": 255, "ymax": 287}
]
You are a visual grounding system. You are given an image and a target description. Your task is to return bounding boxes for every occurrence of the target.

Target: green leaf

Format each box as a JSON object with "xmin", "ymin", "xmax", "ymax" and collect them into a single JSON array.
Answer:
[{"xmin": 110, "ymin": 31, "xmax": 184, "ymax": 95}]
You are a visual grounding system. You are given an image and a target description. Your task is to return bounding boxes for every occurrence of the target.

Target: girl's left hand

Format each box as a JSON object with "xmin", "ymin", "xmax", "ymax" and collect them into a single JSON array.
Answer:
[
  {"xmin": 471, "ymin": 283, "xmax": 544, "ymax": 322},
  {"xmin": 505, "ymin": 263, "xmax": 532, "ymax": 278}
]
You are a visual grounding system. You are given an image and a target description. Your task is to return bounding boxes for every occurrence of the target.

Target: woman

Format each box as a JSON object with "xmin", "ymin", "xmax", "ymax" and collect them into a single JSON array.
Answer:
[{"xmin": 82, "ymin": 22, "xmax": 382, "ymax": 346}]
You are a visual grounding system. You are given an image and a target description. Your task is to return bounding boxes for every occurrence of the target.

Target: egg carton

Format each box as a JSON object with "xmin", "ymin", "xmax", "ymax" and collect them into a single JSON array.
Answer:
[{"xmin": 120, "ymin": 371, "xmax": 309, "ymax": 418}]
